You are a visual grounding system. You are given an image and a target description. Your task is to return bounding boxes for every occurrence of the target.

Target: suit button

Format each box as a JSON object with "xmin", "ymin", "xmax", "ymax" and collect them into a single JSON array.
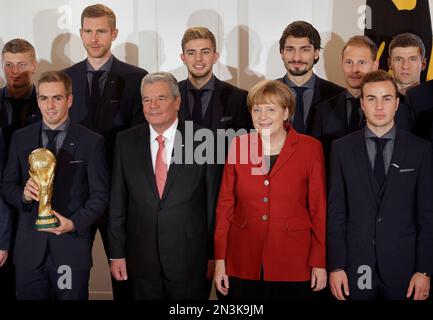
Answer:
[
  {"xmin": 264, "ymin": 180, "xmax": 269, "ymax": 186},
  {"xmin": 262, "ymin": 214, "xmax": 268, "ymax": 221},
  {"xmin": 263, "ymin": 197, "xmax": 268, "ymax": 203},
  {"xmin": 376, "ymin": 216, "xmax": 382, "ymax": 222}
]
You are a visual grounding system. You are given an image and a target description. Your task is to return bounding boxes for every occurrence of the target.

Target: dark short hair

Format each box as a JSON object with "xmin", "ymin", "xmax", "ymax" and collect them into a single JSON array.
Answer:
[
  {"xmin": 81, "ymin": 4, "xmax": 116, "ymax": 29},
  {"xmin": 279, "ymin": 21, "xmax": 321, "ymax": 63},
  {"xmin": 342, "ymin": 35, "xmax": 378, "ymax": 61},
  {"xmin": 181, "ymin": 27, "xmax": 217, "ymax": 52},
  {"xmin": 388, "ymin": 32, "xmax": 425, "ymax": 58},
  {"xmin": 247, "ymin": 80, "xmax": 295, "ymax": 117},
  {"xmin": 2, "ymin": 38, "xmax": 36, "ymax": 61},
  {"xmin": 37, "ymin": 71, "xmax": 72, "ymax": 96},
  {"xmin": 360, "ymin": 70, "xmax": 398, "ymax": 98}
]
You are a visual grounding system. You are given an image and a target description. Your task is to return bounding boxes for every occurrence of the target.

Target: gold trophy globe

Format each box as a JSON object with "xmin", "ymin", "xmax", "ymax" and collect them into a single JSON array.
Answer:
[{"xmin": 28, "ymin": 148, "xmax": 60, "ymax": 229}]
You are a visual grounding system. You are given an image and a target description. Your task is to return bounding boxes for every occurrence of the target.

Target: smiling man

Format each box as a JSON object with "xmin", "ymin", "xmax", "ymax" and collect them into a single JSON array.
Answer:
[
  {"xmin": 64, "ymin": 4, "xmax": 148, "ymax": 300},
  {"xmin": 278, "ymin": 21, "xmax": 344, "ymax": 134},
  {"xmin": 1, "ymin": 71, "xmax": 108, "ymax": 300},
  {"xmin": 327, "ymin": 70, "xmax": 433, "ymax": 300}
]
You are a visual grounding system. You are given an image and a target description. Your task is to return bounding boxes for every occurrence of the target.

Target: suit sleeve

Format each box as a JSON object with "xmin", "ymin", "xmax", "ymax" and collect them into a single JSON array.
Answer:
[
  {"xmin": 233, "ymin": 90, "xmax": 253, "ymax": 131},
  {"xmin": 130, "ymin": 71, "xmax": 148, "ymax": 127},
  {"xmin": 415, "ymin": 141, "xmax": 433, "ymax": 274},
  {"xmin": 326, "ymin": 140, "xmax": 347, "ymax": 271},
  {"xmin": 205, "ymin": 162, "xmax": 219, "ymax": 260},
  {"xmin": 214, "ymin": 137, "xmax": 238, "ymax": 260},
  {"xmin": 69, "ymin": 136, "xmax": 109, "ymax": 234},
  {"xmin": 307, "ymin": 140, "xmax": 326, "ymax": 268},
  {"xmin": 1, "ymin": 134, "xmax": 33, "ymax": 213},
  {"xmin": 107, "ymin": 136, "xmax": 128, "ymax": 259},
  {"xmin": 0, "ymin": 129, "xmax": 12, "ymax": 250}
]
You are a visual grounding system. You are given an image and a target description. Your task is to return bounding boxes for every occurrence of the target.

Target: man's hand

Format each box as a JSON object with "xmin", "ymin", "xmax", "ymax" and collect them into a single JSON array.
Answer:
[
  {"xmin": 206, "ymin": 259, "xmax": 215, "ymax": 280},
  {"xmin": 311, "ymin": 267, "xmax": 327, "ymax": 291},
  {"xmin": 38, "ymin": 211, "xmax": 75, "ymax": 235},
  {"xmin": 0, "ymin": 250, "xmax": 8, "ymax": 267},
  {"xmin": 23, "ymin": 177, "xmax": 39, "ymax": 202},
  {"xmin": 329, "ymin": 269, "xmax": 350, "ymax": 300},
  {"xmin": 110, "ymin": 259, "xmax": 128, "ymax": 281},
  {"xmin": 214, "ymin": 259, "xmax": 229, "ymax": 296},
  {"xmin": 406, "ymin": 272, "xmax": 430, "ymax": 300}
]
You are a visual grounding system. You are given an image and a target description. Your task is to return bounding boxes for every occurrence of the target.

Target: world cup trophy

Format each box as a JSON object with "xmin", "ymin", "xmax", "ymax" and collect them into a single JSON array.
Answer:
[{"xmin": 28, "ymin": 148, "xmax": 60, "ymax": 229}]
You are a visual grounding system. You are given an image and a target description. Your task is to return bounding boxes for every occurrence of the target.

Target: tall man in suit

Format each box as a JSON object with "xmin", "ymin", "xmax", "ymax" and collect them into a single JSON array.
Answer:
[
  {"xmin": 327, "ymin": 70, "xmax": 433, "ymax": 300},
  {"xmin": 388, "ymin": 32, "xmax": 426, "ymax": 103},
  {"xmin": 278, "ymin": 21, "xmax": 344, "ymax": 135},
  {"xmin": 108, "ymin": 72, "xmax": 218, "ymax": 299},
  {"xmin": 1, "ymin": 71, "xmax": 109, "ymax": 300},
  {"xmin": 312, "ymin": 36, "xmax": 379, "ymax": 168},
  {"xmin": 0, "ymin": 38, "xmax": 42, "ymax": 300},
  {"xmin": 178, "ymin": 27, "xmax": 252, "ymax": 132},
  {"xmin": 64, "ymin": 4, "xmax": 148, "ymax": 300}
]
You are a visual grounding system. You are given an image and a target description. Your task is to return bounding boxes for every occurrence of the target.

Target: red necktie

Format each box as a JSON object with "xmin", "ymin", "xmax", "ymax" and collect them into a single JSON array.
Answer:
[{"xmin": 155, "ymin": 135, "xmax": 167, "ymax": 198}]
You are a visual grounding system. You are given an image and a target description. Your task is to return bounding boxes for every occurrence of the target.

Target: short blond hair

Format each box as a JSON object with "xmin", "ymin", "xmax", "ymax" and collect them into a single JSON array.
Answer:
[
  {"xmin": 2, "ymin": 38, "xmax": 36, "ymax": 61},
  {"xmin": 247, "ymin": 80, "xmax": 295, "ymax": 117},
  {"xmin": 181, "ymin": 27, "xmax": 217, "ymax": 52},
  {"xmin": 81, "ymin": 4, "xmax": 116, "ymax": 29}
]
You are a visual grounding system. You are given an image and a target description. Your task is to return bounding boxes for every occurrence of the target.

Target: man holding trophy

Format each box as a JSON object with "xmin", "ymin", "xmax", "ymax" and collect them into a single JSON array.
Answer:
[{"xmin": 1, "ymin": 71, "xmax": 109, "ymax": 300}]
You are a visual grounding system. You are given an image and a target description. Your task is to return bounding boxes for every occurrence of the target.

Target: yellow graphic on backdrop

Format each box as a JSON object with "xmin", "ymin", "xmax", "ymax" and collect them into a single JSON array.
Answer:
[{"xmin": 392, "ymin": 0, "xmax": 417, "ymax": 11}]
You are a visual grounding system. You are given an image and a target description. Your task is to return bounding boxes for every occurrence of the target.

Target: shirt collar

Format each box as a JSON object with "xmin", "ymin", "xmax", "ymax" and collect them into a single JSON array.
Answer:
[
  {"xmin": 187, "ymin": 74, "xmax": 216, "ymax": 91},
  {"xmin": 42, "ymin": 117, "xmax": 70, "ymax": 132},
  {"xmin": 86, "ymin": 55, "xmax": 114, "ymax": 72},
  {"xmin": 284, "ymin": 73, "xmax": 316, "ymax": 89},
  {"xmin": 149, "ymin": 118, "xmax": 179, "ymax": 142},
  {"xmin": 365, "ymin": 125, "xmax": 396, "ymax": 140}
]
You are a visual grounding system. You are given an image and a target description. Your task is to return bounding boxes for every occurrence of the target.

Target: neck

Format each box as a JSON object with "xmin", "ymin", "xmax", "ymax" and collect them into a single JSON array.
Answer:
[
  {"xmin": 398, "ymin": 81, "xmax": 419, "ymax": 96},
  {"xmin": 87, "ymin": 53, "xmax": 112, "ymax": 70},
  {"xmin": 44, "ymin": 118, "xmax": 68, "ymax": 130},
  {"xmin": 188, "ymin": 72, "xmax": 213, "ymax": 89},
  {"xmin": 7, "ymin": 84, "xmax": 33, "ymax": 99},
  {"xmin": 347, "ymin": 87, "xmax": 361, "ymax": 98},
  {"xmin": 287, "ymin": 70, "xmax": 313, "ymax": 87},
  {"xmin": 261, "ymin": 129, "xmax": 287, "ymax": 155},
  {"xmin": 366, "ymin": 121, "xmax": 394, "ymax": 137}
]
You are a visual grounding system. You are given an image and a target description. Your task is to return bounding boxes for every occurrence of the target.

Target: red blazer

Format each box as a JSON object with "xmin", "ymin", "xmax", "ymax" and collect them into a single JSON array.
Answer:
[{"xmin": 214, "ymin": 128, "xmax": 326, "ymax": 281}]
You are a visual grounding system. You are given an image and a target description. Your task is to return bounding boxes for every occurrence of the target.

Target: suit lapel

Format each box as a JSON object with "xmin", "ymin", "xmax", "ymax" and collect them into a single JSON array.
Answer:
[
  {"xmin": 325, "ymin": 93, "xmax": 348, "ymax": 134},
  {"xmin": 139, "ymin": 124, "xmax": 160, "ymax": 201},
  {"xmin": 269, "ymin": 129, "xmax": 297, "ymax": 178},
  {"xmin": 210, "ymin": 78, "xmax": 225, "ymax": 130}
]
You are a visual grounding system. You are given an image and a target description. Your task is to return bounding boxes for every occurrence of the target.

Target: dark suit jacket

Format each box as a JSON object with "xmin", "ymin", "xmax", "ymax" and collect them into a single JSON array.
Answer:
[
  {"xmin": 64, "ymin": 56, "xmax": 148, "ymax": 165},
  {"xmin": 108, "ymin": 121, "xmax": 218, "ymax": 282},
  {"xmin": 0, "ymin": 128, "xmax": 11, "ymax": 251},
  {"xmin": 327, "ymin": 129, "xmax": 433, "ymax": 288},
  {"xmin": 312, "ymin": 90, "xmax": 414, "ymax": 170},
  {"xmin": 178, "ymin": 77, "xmax": 253, "ymax": 132},
  {"xmin": 405, "ymin": 80, "xmax": 433, "ymax": 142},
  {"xmin": 1, "ymin": 122, "xmax": 109, "ymax": 271},
  {"xmin": 277, "ymin": 74, "xmax": 345, "ymax": 135}
]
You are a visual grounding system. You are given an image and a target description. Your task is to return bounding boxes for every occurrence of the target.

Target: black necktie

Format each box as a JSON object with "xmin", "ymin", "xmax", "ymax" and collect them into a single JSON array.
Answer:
[
  {"xmin": 45, "ymin": 129, "xmax": 60, "ymax": 155},
  {"xmin": 90, "ymin": 71, "xmax": 104, "ymax": 106},
  {"xmin": 191, "ymin": 89, "xmax": 204, "ymax": 125},
  {"xmin": 371, "ymin": 137, "xmax": 389, "ymax": 187},
  {"xmin": 348, "ymin": 97, "xmax": 361, "ymax": 132},
  {"xmin": 292, "ymin": 87, "xmax": 306, "ymax": 133}
]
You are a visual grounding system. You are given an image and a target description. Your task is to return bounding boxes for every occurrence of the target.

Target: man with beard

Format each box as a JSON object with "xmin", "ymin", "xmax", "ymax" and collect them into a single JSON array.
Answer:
[
  {"xmin": 64, "ymin": 3, "xmax": 148, "ymax": 300},
  {"xmin": 0, "ymin": 38, "xmax": 42, "ymax": 300},
  {"xmin": 278, "ymin": 21, "xmax": 344, "ymax": 135}
]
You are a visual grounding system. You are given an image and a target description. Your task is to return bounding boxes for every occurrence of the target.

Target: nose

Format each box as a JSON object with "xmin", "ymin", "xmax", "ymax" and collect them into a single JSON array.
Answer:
[
  {"xmin": 91, "ymin": 32, "xmax": 98, "ymax": 43},
  {"xmin": 195, "ymin": 51, "xmax": 202, "ymax": 62},
  {"xmin": 11, "ymin": 64, "xmax": 20, "ymax": 74},
  {"xmin": 293, "ymin": 49, "xmax": 301, "ymax": 61},
  {"xmin": 401, "ymin": 59, "xmax": 409, "ymax": 69}
]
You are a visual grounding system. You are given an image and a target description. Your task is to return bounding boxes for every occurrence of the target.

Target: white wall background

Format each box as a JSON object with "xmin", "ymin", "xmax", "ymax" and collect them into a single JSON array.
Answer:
[{"xmin": 5, "ymin": 0, "xmax": 432, "ymax": 90}]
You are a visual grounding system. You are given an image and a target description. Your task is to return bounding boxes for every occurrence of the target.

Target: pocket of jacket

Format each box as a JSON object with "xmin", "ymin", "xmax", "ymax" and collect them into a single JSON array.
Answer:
[{"xmin": 284, "ymin": 217, "xmax": 312, "ymax": 231}]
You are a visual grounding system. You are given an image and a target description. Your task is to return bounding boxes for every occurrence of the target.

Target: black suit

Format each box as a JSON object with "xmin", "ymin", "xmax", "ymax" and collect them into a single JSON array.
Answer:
[
  {"xmin": 107, "ymin": 121, "xmax": 218, "ymax": 299},
  {"xmin": 327, "ymin": 129, "xmax": 433, "ymax": 299},
  {"xmin": 1, "ymin": 121, "xmax": 109, "ymax": 299},
  {"xmin": 405, "ymin": 80, "xmax": 433, "ymax": 143},
  {"xmin": 277, "ymin": 74, "xmax": 345, "ymax": 135},
  {"xmin": 0, "ymin": 128, "xmax": 11, "ymax": 252},
  {"xmin": 312, "ymin": 90, "xmax": 414, "ymax": 171},
  {"xmin": 178, "ymin": 77, "xmax": 253, "ymax": 132}
]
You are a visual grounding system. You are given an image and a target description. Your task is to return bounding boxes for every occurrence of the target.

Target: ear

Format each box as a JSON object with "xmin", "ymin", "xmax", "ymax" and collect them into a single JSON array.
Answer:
[
  {"xmin": 421, "ymin": 57, "xmax": 427, "ymax": 71},
  {"xmin": 111, "ymin": 28, "xmax": 119, "ymax": 41},
  {"xmin": 213, "ymin": 51, "xmax": 220, "ymax": 64},
  {"xmin": 174, "ymin": 95, "xmax": 181, "ymax": 111},
  {"xmin": 372, "ymin": 59, "xmax": 379, "ymax": 71},
  {"xmin": 67, "ymin": 94, "xmax": 73, "ymax": 109},
  {"xmin": 387, "ymin": 57, "xmax": 392, "ymax": 70},
  {"xmin": 180, "ymin": 52, "xmax": 185, "ymax": 64},
  {"xmin": 314, "ymin": 48, "xmax": 320, "ymax": 61}
]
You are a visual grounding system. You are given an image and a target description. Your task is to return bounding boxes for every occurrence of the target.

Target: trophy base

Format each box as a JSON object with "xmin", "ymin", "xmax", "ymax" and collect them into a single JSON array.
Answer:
[{"xmin": 34, "ymin": 215, "xmax": 60, "ymax": 230}]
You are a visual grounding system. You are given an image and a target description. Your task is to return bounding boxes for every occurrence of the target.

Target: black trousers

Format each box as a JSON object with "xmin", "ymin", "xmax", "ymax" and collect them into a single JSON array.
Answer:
[
  {"xmin": 15, "ymin": 250, "xmax": 90, "ymax": 300},
  {"xmin": 90, "ymin": 217, "xmax": 131, "ymax": 300},
  {"xmin": 228, "ymin": 276, "xmax": 313, "ymax": 301},
  {"xmin": 0, "ymin": 258, "xmax": 16, "ymax": 300}
]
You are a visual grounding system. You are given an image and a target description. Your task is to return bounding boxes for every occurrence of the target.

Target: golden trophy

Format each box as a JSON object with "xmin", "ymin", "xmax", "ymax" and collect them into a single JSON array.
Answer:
[{"xmin": 28, "ymin": 148, "xmax": 60, "ymax": 230}]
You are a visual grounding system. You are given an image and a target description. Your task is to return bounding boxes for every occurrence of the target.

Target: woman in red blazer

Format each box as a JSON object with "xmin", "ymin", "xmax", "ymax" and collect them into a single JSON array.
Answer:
[{"xmin": 214, "ymin": 80, "xmax": 327, "ymax": 300}]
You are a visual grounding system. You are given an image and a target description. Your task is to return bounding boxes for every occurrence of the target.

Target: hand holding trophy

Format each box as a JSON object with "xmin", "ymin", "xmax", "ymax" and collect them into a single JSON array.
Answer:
[{"xmin": 28, "ymin": 148, "xmax": 60, "ymax": 230}]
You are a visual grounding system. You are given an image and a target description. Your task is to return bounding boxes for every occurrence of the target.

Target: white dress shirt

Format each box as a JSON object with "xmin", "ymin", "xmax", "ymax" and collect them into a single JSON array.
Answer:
[{"xmin": 149, "ymin": 118, "xmax": 178, "ymax": 172}]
